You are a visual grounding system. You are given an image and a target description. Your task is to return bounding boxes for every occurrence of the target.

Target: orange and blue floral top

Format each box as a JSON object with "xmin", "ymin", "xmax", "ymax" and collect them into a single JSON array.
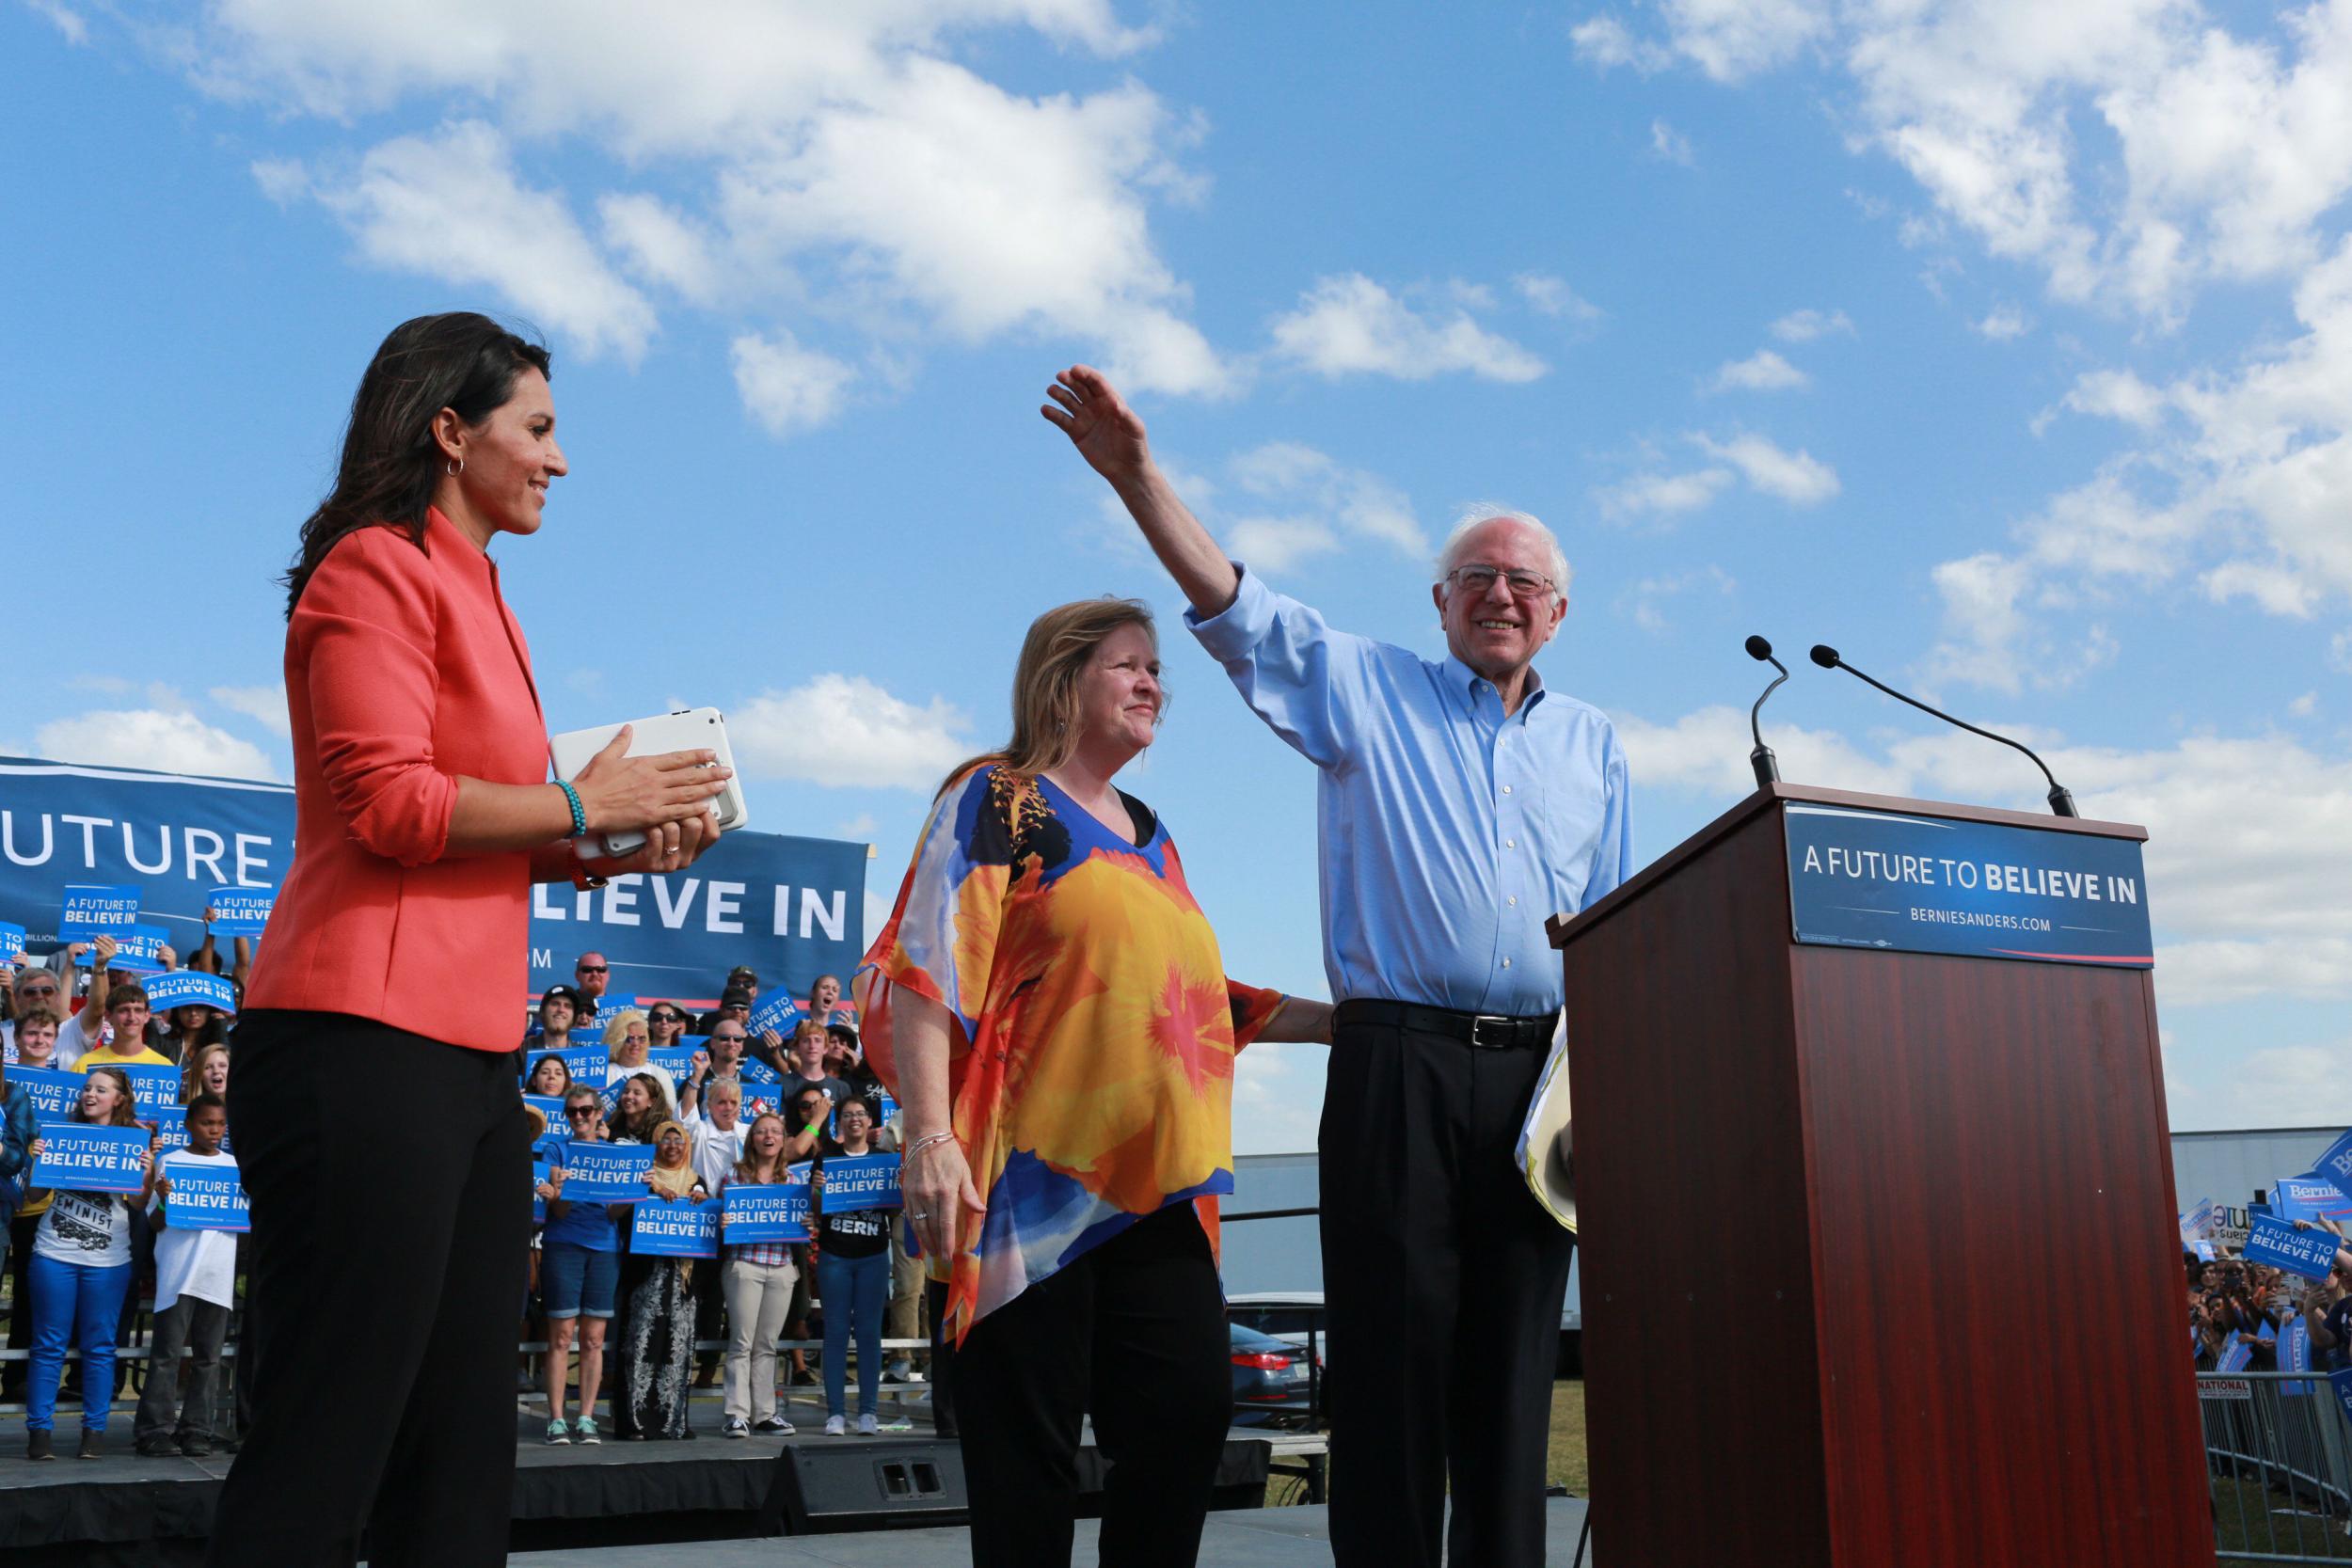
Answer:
[{"xmin": 853, "ymin": 765, "xmax": 1285, "ymax": 1344}]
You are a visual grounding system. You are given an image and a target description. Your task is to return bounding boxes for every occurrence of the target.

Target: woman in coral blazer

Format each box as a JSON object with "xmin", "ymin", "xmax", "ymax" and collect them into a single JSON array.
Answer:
[{"xmin": 214, "ymin": 314, "xmax": 732, "ymax": 1568}]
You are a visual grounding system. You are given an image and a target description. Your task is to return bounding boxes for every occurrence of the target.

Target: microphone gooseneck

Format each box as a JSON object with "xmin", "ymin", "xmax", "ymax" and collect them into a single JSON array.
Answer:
[
  {"xmin": 1745, "ymin": 636, "xmax": 1788, "ymax": 788},
  {"xmin": 1811, "ymin": 645, "xmax": 2080, "ymax": 817}
]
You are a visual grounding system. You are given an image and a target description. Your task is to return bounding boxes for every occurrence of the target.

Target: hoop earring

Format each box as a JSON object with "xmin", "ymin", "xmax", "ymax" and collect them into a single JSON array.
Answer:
[{"xmin": 447, "ymin": 458, "xmax": 464, "ymax": 477}]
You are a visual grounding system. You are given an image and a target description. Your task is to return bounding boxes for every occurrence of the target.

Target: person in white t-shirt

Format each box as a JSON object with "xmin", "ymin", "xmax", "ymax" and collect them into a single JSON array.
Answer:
[
  {"xmin": 138, "ymin": 1093, "xmax": 239, "ymax": 1457},
  {"xmin": 23, "ymin": 1065, "xmax": 155, "ymax": 1460},
  {"xmin": 684, "ymin": 1077, "xmax": 747, "ymax": 1391}
]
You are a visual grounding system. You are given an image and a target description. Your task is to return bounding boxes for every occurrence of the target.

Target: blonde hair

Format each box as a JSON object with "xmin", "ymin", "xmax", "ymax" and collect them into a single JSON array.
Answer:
[
  {"xmin": 180, "ymin": 1042, "xmax": 230, "ymax": 1105},
  {"xmin": 937, "ymin": 597, "xmax": 1160, "ymax": 796},
  {"xmin": 601, "ymin": 1008, "xmax": 649, "ymax": 1053}
]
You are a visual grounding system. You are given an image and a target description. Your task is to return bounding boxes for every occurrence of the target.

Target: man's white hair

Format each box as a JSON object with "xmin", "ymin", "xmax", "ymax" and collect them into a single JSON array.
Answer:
[{"xmin": 1433, "ymin": 503, "xmax": 1570, "ymax": 605}]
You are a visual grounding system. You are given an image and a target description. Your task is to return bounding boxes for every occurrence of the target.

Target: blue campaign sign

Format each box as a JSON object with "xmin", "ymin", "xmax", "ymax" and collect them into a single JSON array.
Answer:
[
  {"xmin": 163, "ymin": 1156, "xmax": 248, "ymax": 1232},
  {"xmin": 644, "ymin": 1046, "xmax": 701, "ymax": 1085},
  {"xmin": 0, "ymin": 754, "xmax": 859, "ymax": 1016},
  {"xmin": 739, "ymin": 1053, "xmax": 782, "ymax": 1087},
  {"xmin": 2271, "ymin": 1175, "xmax": 2352, "ymax": 1225},
  {"xmin": 532, "ymin": 1159, "xmax": 552, "ymax": 1224},
  {"xmin": 1783, "ymin": 803, "xmax": 2153, "ymax": 968},
  {"xmin": 526, "ymin": 1044, "xmax": 611, "ymax": 1087},
  {"xmin": 551, "ymin": 1140, "xmax": 656, "ymax": 1202},
  {"xmin": 15, "ymin": 1066, "xmax": 82, "ymax": 1123},
  {"xmin": 818, "ymin": 1152, "xmax": 902, "ymax": 1212},
  {"xmin": 2332, "ymin": 1369, "xmax": 2352, "ymax": 1433},
  {"xmin": 140, "ymin": 971, "xmax": 237, "ymax": 1014},
  {"xmin": 206, "ymin": 886, "xmax": 276, "ymax": 936},
  {"xmin": 32, "ymin": 1123, "xmax": 151, "ymax": 1194},
  {"xmin": 111, "ymin": 1063, "xmax": 181, "ymax": 1116},
  {"xmin": 2314, "ymin": 1130, "xmax": 2352, "ymax": 1205},
  {"xmin": 59, "ymin": 884, "xmax": 142, "ymax": 940},
  {"xmin": 2245, "ymin": 1214, "xmax": 2343, "ymax": 1280},
  {"xmin": 2216, "ymin": 1338, "xmax": 2255, "ymax": 1374},
  {"xmin": 749, "ymin": 991, "xmax": 802, "ymax": 1039},
  {"xmin": 107, "ymin": 924, "xmax": 173, "ymax": 974},
  {"xmin": 723, "ymin": 1179, "xmax": 811, "ymax": 1243},
  {"xmin": 149, "ymin": 1104, "xmax": 190, "ymax": 1155},
  {"xmin": 0, "ymin": 921, "xmax": 24, "ymax": 961},
  {"xmin": 522, "ymin": 1094, "xmax": 570, "ymax": 1136},
  {"xmin": 2283, "ymin": 1316, "xmax": 2314, "ymax": 1396},
  {"xmin": 632, "ymin": 1196, "xmax": 722, "ymax": 1259}
]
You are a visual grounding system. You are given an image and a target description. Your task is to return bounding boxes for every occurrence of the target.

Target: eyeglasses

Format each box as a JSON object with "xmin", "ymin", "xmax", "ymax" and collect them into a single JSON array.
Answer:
[
  {"xmin": 576, "ymin": 965, "xmax": 608, "ymax": 974},
  {"xmin": 566, "ymin": 1106, "xmax": 599, "ymax": 1119},
  {"xmin": 1445, "ymin": 563, "xmax": 1556, "ymax": 599},
  {"xmin": 17, "ymin": 983, "xmax": 57, "ymax": 996}
]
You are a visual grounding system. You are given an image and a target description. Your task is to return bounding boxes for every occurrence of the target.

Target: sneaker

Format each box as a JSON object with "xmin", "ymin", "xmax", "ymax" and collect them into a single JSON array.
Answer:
[
  {"xmin": 543, "ymin": 1419, "xmax": 572, "ymax": 1446},
  {"xmin": 25, "ymin": 1430, "xmax": 52, "ymax": 1462},
  {"xmin": 753, "ymin": 1417, "xmax": 795, "ymax": 1435},
  {"xmin": 885, "ymin": 1358, "xmax": 914, "ymax": 1382},
  {"xmin": 856, "ymin": 1414, "xmax": 879, "ymax": 1436},
  {"xmin": 723, "ymin": 1416, "xmax": 749, "ymax": 1438},
  {"xmin": 573, "ymin": 1417, "xmax": 601, "ymax": 1446},
  {"xmin": 78, "ymin": 1429, "xmax": 103, "ymax": 1461},
  {"xmin": 823, "ymin": 1415, "xmax": 846, "ymax": 1436}
]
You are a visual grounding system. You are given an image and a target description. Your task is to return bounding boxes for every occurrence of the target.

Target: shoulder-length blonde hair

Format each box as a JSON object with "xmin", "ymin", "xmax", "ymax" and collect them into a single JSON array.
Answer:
[{"xmin": 936, "ymin": 597, "xmax": 1161, "ymax": 798}]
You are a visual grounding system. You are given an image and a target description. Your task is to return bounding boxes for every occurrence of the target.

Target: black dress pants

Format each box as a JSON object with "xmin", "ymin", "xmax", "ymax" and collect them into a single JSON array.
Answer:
[
  {"xmin": 209, "ymin": 1010, "xmax": 531, "ymax": 1568},
  {"xmin": 1320, "ymin": 1006, "xmax": 1576, "ymax": 1568},
  {"xmin": 952, "ymin": 1201, "xmax": 1232, "ymax": 1568}
]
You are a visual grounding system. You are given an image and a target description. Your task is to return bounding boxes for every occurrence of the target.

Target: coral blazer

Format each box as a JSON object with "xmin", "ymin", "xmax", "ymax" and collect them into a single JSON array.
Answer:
[{"xmin": 245, "ymin": 508, "xmax": 579, "ymax": 1053}]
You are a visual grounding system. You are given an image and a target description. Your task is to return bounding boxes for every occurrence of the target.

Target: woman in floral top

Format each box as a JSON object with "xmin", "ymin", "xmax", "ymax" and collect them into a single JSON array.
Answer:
[{"xmin": 857, "ymin": 597, "xmax": 1330, "ymax": 1567}]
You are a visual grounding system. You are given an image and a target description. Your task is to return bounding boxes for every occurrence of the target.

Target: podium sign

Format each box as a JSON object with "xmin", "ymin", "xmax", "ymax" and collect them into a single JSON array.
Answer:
[{"xmin": 1784, "ymin": 800, "xmax": 2153, "ymax": 967}]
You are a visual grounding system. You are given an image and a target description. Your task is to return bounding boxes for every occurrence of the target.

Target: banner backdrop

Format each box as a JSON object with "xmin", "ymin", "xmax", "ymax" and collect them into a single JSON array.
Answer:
[{"xmin": 0, "ymin": 755, "xmax": 866, "ymax": 1004}]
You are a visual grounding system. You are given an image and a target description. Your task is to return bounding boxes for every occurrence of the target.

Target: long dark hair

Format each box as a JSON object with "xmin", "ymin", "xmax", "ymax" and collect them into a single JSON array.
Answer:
[{"xmin": 283, "ymin": 312, "xmax": 551, "ymax": 617}]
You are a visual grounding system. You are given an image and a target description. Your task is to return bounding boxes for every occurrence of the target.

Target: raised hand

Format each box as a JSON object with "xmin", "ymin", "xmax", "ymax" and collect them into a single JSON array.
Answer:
[{"xmin": 1041, "ymin": 365, "xmax": 1152, "ymax": 485}]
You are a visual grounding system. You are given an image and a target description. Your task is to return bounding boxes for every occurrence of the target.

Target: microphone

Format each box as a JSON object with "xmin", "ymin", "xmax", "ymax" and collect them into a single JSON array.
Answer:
[
  {"xmin": 1808, "ymin": 644, "xmax": 2079, "ymax": 816},
  {"xmin": 1743, "ymin": 636, "xmax": 1788, "ymax": 788}
]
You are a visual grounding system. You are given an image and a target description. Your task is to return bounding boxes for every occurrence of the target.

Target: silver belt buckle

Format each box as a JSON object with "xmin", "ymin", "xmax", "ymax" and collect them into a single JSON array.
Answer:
[{"xmin": 1470, "ymin": 1014, "xmax": 1513, "ymax": 1048}]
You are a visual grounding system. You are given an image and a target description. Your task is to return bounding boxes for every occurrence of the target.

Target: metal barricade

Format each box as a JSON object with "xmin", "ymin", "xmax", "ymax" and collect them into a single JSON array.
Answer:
[{"xmin": 2200, "ymin": 1370, "xmax": 2352, "ymax": 1563}]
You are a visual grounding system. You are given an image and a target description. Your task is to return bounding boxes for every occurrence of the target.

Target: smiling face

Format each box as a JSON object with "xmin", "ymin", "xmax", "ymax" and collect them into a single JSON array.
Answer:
[
  {"xmin": 14, "ymin": 1019, "xmax": 56, "ymax": 1066},
  {"xmin": 446, "ymin": 366, "xmax": 565, "ymax": 539},
  {"xmin": 835, "ymin": 1101, "xmax": 872, "ymax": 1148},
  {"xmin": 106, "ymin": 994, "xmax": 151, "ymax": 1046},
  {"xmin": 78, "ymin": 1073, "xmax": 127, "ymax": 1122},
  {"xmin": 707, "ymin": 1082, "xmax": 742, "ymax": 1129},
  {"xmin": 708, "ymin": 1023, "xmax": 746, "ymax": 1063},
  {"xmin": 617, "ymin": 1078, "xmax": 652, "ymax": 1119},
  {"xmin": 610, "ymin": 1021, "xmax": 648, "ymax": 1066},
  {"xmin": 538, "ymin": 995, "xmax": 575, "ymax": 1036},
  {"xmin": 1431, "ymin": 517, "xmax": 1567, "ymax": 684},
  {"xmin": 654, "ymin": 1125, "xmax": 690, "ymax": 1167},
  {"xmin": 1068, "ymin": 622, "xmax": 1164, "ymax": 758}
]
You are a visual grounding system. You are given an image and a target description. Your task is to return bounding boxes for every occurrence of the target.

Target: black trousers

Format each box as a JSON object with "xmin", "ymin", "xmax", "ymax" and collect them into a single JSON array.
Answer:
[
  {"xmin": 209, "ymin": 1010, "xmax": 531, "ymax": 1568},
  {"xmin": 1320, "ymin": 1007, "xmax": 1576, "ymax": 1568},
  {"xmin": 952, "ymin": 1202, "xmax": 1232, "ymax": 1568}
]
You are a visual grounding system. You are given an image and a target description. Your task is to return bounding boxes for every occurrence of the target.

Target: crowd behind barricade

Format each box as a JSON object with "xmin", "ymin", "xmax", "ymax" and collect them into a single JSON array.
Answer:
[
  {"xmin": 2184, "ymin": 1202, "xmax": 2352, "ymax": 1380},
  {"xmin": 0, "ymin": 925, "xmax": 933, "ymax": 1459}
]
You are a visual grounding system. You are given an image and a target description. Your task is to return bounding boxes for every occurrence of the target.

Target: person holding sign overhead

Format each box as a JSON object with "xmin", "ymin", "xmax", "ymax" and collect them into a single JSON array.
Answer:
[
  {"xmin": 216, "ymin": 313, "xmax": 733, "ymax": 1568},
  {"xmin": 857, "ymin": 597, "xmax": 1331, "ymax": 1567},
  {"xmin": 22, "ymin": 1065, "xmax": 154, "ymax": 1460}
]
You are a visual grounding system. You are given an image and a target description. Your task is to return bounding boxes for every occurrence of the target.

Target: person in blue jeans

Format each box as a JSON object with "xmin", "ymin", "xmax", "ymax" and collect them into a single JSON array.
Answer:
[
  {"xmin": 539, "ymin": 1085, "xmax": 620, "ymax": 1445},
  {"xmin": 23, "ymin": 1066, "xmax": 154, "ymax": 1459},
  {"xmin": 812, "ymin": 1099, "xmax": 893, "ymax": 1435}
]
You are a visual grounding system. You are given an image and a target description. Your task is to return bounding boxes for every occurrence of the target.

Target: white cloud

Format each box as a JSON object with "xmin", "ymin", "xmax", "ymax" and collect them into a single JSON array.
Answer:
[
  {"xmin": 1267, "ymin": 274, "xmax": 1547, "ymax": 383},
  {"xmin": 730, "ymin": 331, "xmax": 856, "ymax": 437},
  {"xmin": 1596, "ymin": 467, "xmax": 1734, "ymax": 520},
  {"xmin": 294, "ymin": 119, "xmax": 659, "ymax": 363},
  {"xmin": 2290, "ymin": 690, "xmax": 2318, "ymax": 717},
  {"xmin": 1226, "ymin": 516, "xmax": 1340, "ymax": 574},
  {"xmin": 1514, "ymin": 272, "xmax": 1604, "ymax": 324},
  {"xmin": 1569, "ymin": 14, "xmax": 1669, "ymax": 72},
  {"xmin": 26, "ymin": 1, "xmax": 86, "ymax": 45},
  {"xmin": 35, "ymin": 710, "xmax": 280, "ymax": 783},
  {"xmin": 1619, "ymin": 564, "xmax": 1736, "ymax": 633},
  {"xmin": 1650, "ymin": 118, "xmax": 1695, "ymax": 166},
  {"xmin": 1707, "ymin": 348, "xmax": 1809, "ymax": 392},
  {"xmin": 1974, "ymin": 304, "xmax": 2031, "ymax": 340},
  {"xmin": 730, "ymin": 673, "xmax": 969, "ymax": 792},
  {"xmin": 1227, "ymin": 441, "xmax": 1426, "ymax": 556},
  {"xmin": 184, "ymin": 4, "xmax": 1222, "ymax": 395},
  {"xmin": 209, "ymin": 684, "xmax": 291, "ymax": 738},
  {"xmin": 833, "ymin": 814, "xmax": 880, "ymax": 842},
  {"xmin": 2063, "ymin": 368, "xmax": 2169, "ymax": 428},
  {"xmin": 1769, "ymin": 308, "xmax": 1852, "ymax": 341},
  {"xmin": 1690, "ymin": 432, "xmax": 1840, "ymax": 503}
]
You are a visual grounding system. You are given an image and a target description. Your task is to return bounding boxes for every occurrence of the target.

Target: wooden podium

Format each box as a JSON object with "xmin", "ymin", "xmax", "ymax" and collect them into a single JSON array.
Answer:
[{"xmin": 1547, "ymin": 784, "xmax": 2211, "ymax": 1566}]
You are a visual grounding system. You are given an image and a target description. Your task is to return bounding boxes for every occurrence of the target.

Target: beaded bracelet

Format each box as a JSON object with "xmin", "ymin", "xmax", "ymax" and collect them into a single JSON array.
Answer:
[{"xmin": 555, "ymin": 780, "xmax": 588, "ymax": 839}]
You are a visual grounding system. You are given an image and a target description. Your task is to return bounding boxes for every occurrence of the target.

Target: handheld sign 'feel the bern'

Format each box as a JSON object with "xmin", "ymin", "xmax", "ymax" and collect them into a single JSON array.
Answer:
[
  {"xmin": 632, "ymin": 1197, "xmax": 722, "ymax": 1259},
  {"xmin": 817, "ymin": 1152, "xmax": 901, "ymax": 1212},
  {"xmin": 2243, "ymin": 1214, "xmax": 2344, "ymax": 1281},
  {"xmin": 162, "ymin": 1157, "xmax": 249, "ymax": 1233},
  {"xmin": 32, "ymin": 1124, "xmax": 151, "ymax": 1195},
  {"xmin": 60, "ymin": 884, "xmax": 141, "ymax": 941}
]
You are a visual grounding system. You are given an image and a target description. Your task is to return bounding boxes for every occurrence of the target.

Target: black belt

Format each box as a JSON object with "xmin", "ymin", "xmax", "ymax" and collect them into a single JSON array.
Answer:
[{"xmin": 1333, "ymin": 999, "xmax": 1557, "ymax": 1050}]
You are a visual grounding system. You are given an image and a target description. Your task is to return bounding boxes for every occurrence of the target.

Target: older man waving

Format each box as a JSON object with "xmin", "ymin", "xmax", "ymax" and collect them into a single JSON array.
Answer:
[{"xmin": 1046, "ymin": 365, "xmax": 1631, "ymax": 1568}]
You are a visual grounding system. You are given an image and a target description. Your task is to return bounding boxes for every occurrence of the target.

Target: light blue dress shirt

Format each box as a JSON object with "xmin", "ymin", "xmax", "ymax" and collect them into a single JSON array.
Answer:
[{"xmin": 1187, "ymin": 564, "xmax": 1633, "ymax": 1016}]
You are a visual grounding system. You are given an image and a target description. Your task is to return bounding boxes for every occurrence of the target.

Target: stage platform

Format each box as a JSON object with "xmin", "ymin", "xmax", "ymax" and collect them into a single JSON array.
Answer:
[
  {"xmin": 512, "ymin": 1499, "xmax": 1597, "ymax": 1565},
  {"xmin": 0, "ymin": 1402, "xmax": 1295, "ymax": 1566}
]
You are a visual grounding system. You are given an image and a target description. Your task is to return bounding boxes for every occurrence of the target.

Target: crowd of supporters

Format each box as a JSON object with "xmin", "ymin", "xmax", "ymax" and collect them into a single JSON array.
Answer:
[
  {"xmin": 0, "ymin": 926, "xmax": 931, "ymax": 1458},
  {"xmin": 2188, "ymin": 1220, "xmax": 2352, "ymax": 1376}
]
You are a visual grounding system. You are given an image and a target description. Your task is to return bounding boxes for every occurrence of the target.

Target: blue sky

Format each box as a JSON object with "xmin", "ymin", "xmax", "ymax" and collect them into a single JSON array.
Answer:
[{"xmin": 4, "ymin": 0, "xmax": 2347, "ymax": 1151}]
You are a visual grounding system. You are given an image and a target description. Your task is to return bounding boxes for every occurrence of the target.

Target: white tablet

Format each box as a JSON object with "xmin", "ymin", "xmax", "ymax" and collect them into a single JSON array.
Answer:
[{"xmin": 548, "ymin": 706, "xmax": 749, "ymax": 860}]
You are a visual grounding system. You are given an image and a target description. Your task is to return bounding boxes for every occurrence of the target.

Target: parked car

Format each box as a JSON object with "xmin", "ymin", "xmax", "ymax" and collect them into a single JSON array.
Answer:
[
  {"xmin": 1228, "ymin": 1322, "xmax": 1317, "ymax": 1429},
  {"xmin": 1226, "ymin": 1291, "xmax": 1329, "ymax": 1368}
]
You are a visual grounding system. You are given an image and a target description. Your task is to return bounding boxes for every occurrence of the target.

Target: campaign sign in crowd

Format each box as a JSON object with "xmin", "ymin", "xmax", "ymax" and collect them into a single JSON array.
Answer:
[
  {"xmin": 632, "ymin": 1198, "xmax": 723, "ymax": 1259},
  {"xmin": 31, "ymin": 1124, "xmax": 151, "ymax": 1195},
  {"xmin": 722, "ymin": 1175, "xmax": 812, "ymax": 1243},
  {"xmin": 14, "ymin": 1066, "xmax": 82, "ymax": 1123},
  {"xmin": 57, "ymin": 883, "xmax": 141, "ymax": 939},
  {"xmin": 817, "ymin": 1153, "xmax": 902, "ymax": 1212},
  {"xmin": 205, "ymin": 885, "xmax": 276, "ymax": 934},
  {"xmin": 163, "ymin": 1155, "xmax": 250, "ymax": 1232},
  {"xmin": 551, "ymin": 1142, "xmax": 657, "ymax": 1203},
  {"xmin": 0, "ymin": 920, "xmax": 24, "ymax": 962},
  {"xmin": 141, "ymin": 970, "xmax": 239, "ymax": 1012},
  {"xmin": 2245, "ymin": 1215, "xmax": 2343, "ymax": 1280}
]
